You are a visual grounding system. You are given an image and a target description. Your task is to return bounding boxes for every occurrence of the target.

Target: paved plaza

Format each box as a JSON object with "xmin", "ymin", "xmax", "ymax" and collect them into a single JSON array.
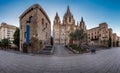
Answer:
[{"xmin": 0, "ymin": 45, "xmax": 120, "ymax": 73}]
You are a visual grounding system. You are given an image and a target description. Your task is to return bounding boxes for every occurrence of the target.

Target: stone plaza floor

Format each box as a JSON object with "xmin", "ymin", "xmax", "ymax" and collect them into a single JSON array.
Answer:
[{"xmin": 0, "ymin": 45, "xmax": 120, "ymax": 73}]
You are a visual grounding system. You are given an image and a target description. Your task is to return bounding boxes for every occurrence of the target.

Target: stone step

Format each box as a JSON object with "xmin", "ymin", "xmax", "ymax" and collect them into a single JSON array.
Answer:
[
  {"xmin": 39, "ymin": 45, "xmax": 53, "ymax": 55},
  {"xmin": 45, "ymin": 45, "xmax": 52, "ymax": 48},
  {"xmin": 44, "ymin": 48, "xmax": 52, "ymax": 50},
  {"xmin": 40, "ymin": 51, "xmax": 51, "ymax": 55}
]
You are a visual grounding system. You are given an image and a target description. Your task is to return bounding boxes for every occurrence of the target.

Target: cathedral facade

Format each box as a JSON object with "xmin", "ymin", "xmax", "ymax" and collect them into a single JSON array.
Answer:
[
  {"xmin": 53, "ymin": 6, "xmax": 120, "ymax": 47},
  {"xmin": 53, "ymin": 6, "xmax": 87, "ymax": 45}
]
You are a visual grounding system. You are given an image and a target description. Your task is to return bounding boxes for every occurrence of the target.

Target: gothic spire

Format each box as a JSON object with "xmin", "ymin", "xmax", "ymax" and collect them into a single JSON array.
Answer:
[
  {"xmin": 64, "ymin": 5, "xmax": 72, "ymax": 17},
  {"xmin": 81, "ymin": 17, "xmax": 84, "ymax": 22},
  {"xmin": 54, "ymin": 12, "xmax": 61, "ymax": 24},
  {"xmin": 55, "ymin": 12, "xmax": 60, "ymax": 20},
  {"xmin": 67, "ymin": 5, "xmax": 70, "ymax": 14},
  {"xmin": 56, "ymin": 12, "xmax": 58, "ymax": 17},
  {"xmin": 63, "ymin": 6, "xmax": 75, "ymax": 24},
  {"xmin": 80, "ymin": 17, "xmax": 86, "ymax": 31}
]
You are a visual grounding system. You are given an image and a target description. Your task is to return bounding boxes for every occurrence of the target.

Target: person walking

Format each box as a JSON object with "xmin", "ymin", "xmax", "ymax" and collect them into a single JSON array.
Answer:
[{"xmin": 91, "ymin": 46, "xmax": 96, "ymax": 54}]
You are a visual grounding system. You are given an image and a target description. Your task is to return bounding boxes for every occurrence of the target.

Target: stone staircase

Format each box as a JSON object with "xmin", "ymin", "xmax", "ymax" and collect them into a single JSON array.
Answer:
[{"xmin": 39, "ymin": 45, "xmax": 54, "ymax": 55}]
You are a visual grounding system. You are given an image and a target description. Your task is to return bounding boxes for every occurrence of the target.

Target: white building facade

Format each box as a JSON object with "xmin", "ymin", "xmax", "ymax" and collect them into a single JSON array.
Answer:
[{"xmin": 0, "ymin": 23, "xmax": 17, "ymax": 43}]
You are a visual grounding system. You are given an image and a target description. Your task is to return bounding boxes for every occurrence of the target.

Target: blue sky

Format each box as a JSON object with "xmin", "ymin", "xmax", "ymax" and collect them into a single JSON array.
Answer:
[{"xmin": 0, "ymin": 0, "xmax": 120, "ymax": 36}]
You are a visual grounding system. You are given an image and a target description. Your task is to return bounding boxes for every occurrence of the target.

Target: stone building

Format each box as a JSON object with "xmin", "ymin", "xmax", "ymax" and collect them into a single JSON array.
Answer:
[
  {"xmin": 0, "ymin": 22, "xmax": 17, "ymax": 43},
  {"xmin": 87, "ymin": 23, "xmax": 109, "ymax": 47},
  {"xmin": 87, "ymin": 22, "xmax": 119, "ymax": 47},
  {"xmin": 19, "ymin": 4, "xmax": 51, "ymax": 52},
  {"xmin": 118, "ymin": 37, "xmax": 120, "ymax": 47},
  {"xmin": 53, "ymin": 6, "xmax": 119, "ymax": 47},
  {"xmin": 53, "ymin": 6, "xmax": 87, "ymax": 45},
  {"xmin": 112, "ymin": 33, "xmax": 117, "ymax": 47}
]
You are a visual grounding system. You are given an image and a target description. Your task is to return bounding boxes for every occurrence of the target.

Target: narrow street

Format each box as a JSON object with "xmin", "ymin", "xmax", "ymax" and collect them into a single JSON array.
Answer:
[{"xmin": 53, "ymin": 45, "xmax": 73, "ymax": 56}]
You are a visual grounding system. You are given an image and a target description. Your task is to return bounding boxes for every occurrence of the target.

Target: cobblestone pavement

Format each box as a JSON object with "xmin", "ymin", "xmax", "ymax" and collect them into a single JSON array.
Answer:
[{"xmin": 0, "ymin": 46, "xmax": 120, "ymax": 73}]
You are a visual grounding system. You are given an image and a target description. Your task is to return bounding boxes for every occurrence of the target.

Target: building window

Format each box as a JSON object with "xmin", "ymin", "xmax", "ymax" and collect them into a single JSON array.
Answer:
[
  {"xmin": 46, "ymin": 32, "xmax": 47, "ymax": 39},
  {"xmin": 92, "ymin": 33, "xmax": 94, "ymax": 35},
  {"xmin": 46, "ymin": 23, "xmax": 47, "ymax": 28},
  {"xmin": 21, "ymin": 25, "xmax": 22, "ymax": 29},
  {"xmin": 42, "ymin": 18, "xmax": 44, "ymax": 26},
  {"xmin": 29, "ymin": 16, "xmax": 32, "ymax": 23},
  {"xmin": 24, "ymin": 32, "xmax": 26, "ymax": 38},
  {"xmin": 89, "ymin": 37, "xmax": 90, "ymax": 39},
  {"xmin": 95, "ymin": 36, "xmax": 96, "ymax": 39},
  {"xmin": 92, "ymin": 36, "xmax": 93, "ymax": 39},
  {"xmin": 69, "ymin": 17, "xmax": 71, "ymax": 22}
]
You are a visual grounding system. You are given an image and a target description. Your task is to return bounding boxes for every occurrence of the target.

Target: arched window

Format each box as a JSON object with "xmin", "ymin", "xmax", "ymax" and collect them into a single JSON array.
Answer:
[
  {"xmin": 29, "ymin": 16, "xmax": 32, "ymax": 23},
  {"xmin": 46, "ymin": 32, "xmax": 47, "ymax": 39},
  {"xmin": 46, "ymin": 23, "xmax": 47, "ymax": 28},
  {"xmin": 42, "ymin": 18, "xmax": 44, "ymax": 25},
  {"xmin": 69, "ymin": 17, "xmax": 71, "ymax": 22},
  {"xmin": 42, "ymin": 18, "xmax": 44, "ymax": 28}
]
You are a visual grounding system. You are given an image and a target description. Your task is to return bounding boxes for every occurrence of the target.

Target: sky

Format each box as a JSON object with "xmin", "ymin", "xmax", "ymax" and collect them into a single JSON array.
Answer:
[{"xmin": 0, "ymin": 0, "xmax": 120, "ymax": 36}]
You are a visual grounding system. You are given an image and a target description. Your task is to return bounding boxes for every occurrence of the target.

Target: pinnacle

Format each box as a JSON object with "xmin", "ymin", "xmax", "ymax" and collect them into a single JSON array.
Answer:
[
  {"xmin": 81, "ymin": 17, "xmax": 83, "ymax": 22},
  {"xmin": 67, "ymin": 5, "xmax": 70, "ymax": 14}
]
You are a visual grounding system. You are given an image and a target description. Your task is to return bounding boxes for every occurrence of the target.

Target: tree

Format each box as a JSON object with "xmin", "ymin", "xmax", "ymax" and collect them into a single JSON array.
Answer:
[
  {"xmin": 13, "ymin": 28, "xmax": 20, "ymax": 48},
  {"xmin": 69, "ymin": 29, "xmax": 87, "ymax": 46},
  {"xmin": 69, "ymin": 32, "xmax": 76, "ymax": 45},
  {"xmin": 1, "ymin": 38, "xmax": 10, "ymax": 49},
  {"xmin": 69, "ymin": 32, "xmax": 76, "ymax": 40}
]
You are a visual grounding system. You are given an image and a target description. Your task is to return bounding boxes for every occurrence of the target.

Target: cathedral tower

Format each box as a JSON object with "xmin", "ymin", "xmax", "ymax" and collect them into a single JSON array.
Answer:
[
  {"xmin": 79, "ymin": 17, "xmax": 86, "ymax": 32},
  {"xmin": 53, "ymin": 6, "xmax": 83, "ymax": 45},
  {"xmin": 54, "ymin": 12, "xmax": 61, "ymax": 25},
  {"xmin": 63, "ymin": 6, "xmax": 75, "ymax": 25},
  {"xmin": 53, "ymin": 12, "xmax": 61, "ymax": 44}
]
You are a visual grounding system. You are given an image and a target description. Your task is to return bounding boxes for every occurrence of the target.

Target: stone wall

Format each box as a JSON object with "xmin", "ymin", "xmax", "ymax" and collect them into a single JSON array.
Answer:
[{"xmin": 19, "ymin": 4, "xmax": 51, "ymax": 52}]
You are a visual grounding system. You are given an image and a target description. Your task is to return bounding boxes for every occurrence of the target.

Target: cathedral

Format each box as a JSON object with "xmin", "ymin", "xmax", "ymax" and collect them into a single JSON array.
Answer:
[{"xmin": 53, "ymin": 6, "xmax": 87, "ymax": 45}]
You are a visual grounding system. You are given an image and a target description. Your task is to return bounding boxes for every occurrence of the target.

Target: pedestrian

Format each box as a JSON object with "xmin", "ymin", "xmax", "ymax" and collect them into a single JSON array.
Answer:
[{"xmin": 91, "ymin": 47, "xmax": 96, "ymax": 54}]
